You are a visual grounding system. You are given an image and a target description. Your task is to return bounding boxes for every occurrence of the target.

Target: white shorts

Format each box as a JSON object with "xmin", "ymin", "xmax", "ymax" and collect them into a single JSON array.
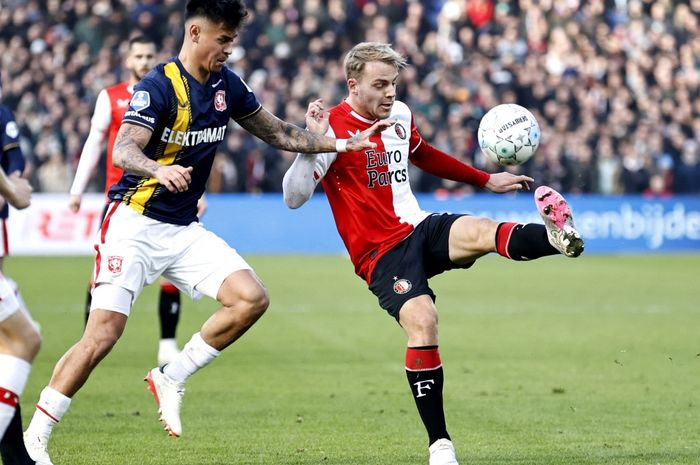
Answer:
[
  {"xmin": 0, "ymin": 273, "xmax": 21, "ymax": 322},
  {"xmin": 92, "ymin": 202, "xmax": 252, "ymax": 315}
]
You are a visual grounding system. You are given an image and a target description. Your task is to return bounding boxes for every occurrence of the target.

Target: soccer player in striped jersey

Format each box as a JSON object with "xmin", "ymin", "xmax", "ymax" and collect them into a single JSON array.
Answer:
[
  {"xmin": 68, "ymin": 35, "xmax": 192, "ymax": 367},
  {"xmin": 283, "ymin": 42, "xmax": 584, "ymax": 465},
  {"xmin": 24, "ymin": 2, "xmax": 388, "ymax": 463}
]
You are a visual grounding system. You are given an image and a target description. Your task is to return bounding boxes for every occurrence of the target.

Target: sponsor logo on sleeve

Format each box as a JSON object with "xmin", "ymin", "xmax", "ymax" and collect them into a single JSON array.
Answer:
[
  {"xmin": 130, "ymin": 91, "xmax": 150, "ymax": 111},
  {"xmin": 5, "ymin": 121, "xmax": 18, "ymax": 139}
]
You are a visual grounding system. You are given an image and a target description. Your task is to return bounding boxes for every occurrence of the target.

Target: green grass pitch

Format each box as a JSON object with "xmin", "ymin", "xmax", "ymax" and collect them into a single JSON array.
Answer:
[{"xmin": 6, "ymin": 254, "xmax": 700, "ymax": 465}]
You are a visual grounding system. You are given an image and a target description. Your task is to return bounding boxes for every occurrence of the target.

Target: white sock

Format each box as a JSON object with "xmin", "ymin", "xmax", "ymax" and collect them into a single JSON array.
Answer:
[
  {"xmin": 0, "ymin": 354, "xmax": 31, "ymax": 438},
  {"xmin": 163, "ymin": 332, "xmax": 220, "ymax": 383},
  {"xmin": 159, "ymin": 338, "xmax": 179, "ymax": 353},
  {"xmin": 26, "ymin": 386, "xmax": 72, "ymax": 439}
]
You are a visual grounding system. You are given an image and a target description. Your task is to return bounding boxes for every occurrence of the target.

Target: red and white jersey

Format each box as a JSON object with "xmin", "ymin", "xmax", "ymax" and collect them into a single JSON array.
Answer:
[
  {"xmin": 70, "ymin": 81, "xmax": 132, "ymax": 198},
  {"xmin": 314, "ymin": 101, "xmax": 430, "ymax": 281}
]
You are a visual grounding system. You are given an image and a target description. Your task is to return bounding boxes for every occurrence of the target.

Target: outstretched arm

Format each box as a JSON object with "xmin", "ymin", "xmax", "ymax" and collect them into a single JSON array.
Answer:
[
  {"xmin": 237, "ymin": 107, "xmax": 392, "ymax": 154},
  {"xmin": 410, "ymin": 141, "xmax": 533, "ymax": 192},
  {"xmin": 113, "ymin": 123, "xmax": 193, "ymax": 193},
  {"xmin": 282, "ymin": 99, "xmax": 336, "ymax": 208}
]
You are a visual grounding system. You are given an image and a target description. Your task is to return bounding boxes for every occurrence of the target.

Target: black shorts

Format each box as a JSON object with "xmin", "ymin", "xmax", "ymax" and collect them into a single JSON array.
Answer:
[{"xmin": 368, "ymin": 213, "xmax": 475, "ymax": 320}]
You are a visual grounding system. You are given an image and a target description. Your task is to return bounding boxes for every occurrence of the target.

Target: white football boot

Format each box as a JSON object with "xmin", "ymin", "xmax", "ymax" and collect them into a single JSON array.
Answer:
[
  {"xmin": 144, "ymin": 367, "xmax": 185, "ymax": 437},
  {"xmin": 23, "ymin": 431, "xmax": 54, "ymax": 465},
  {"xmin": 429, "ymin": 438, "xmax": 459, "ymax": 465},
  {"xmin": 535, "ymin": 186, "xmax": 584, "ymax": 257}
]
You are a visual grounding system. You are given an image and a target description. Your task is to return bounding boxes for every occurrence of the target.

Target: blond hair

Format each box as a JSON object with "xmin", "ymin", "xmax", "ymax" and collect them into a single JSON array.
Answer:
[{"xmin": 343, "ymin": 42, "xmax": 407, "ymax": 80}]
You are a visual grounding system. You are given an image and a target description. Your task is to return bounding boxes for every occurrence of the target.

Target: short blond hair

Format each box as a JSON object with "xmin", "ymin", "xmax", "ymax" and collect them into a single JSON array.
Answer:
[{"xmin": 343, "ymin": 42, "xmax": 407, "ymax": 81}]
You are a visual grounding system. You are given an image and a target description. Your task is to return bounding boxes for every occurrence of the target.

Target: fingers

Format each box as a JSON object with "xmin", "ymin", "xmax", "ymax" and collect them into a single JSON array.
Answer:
[
  {"xmin": 306, "ymin": 99, "xmax": 325, "ymax": 120},
  {"xmin": 158, "ymin": 165, "xmax": 193, "ymax": 193}
]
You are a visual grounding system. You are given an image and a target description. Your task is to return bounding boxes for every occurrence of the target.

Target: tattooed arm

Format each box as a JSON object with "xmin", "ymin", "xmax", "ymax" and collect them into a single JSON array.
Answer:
[
  {"xmin": 113, "ymin": 123, "xmax": 192, "ymax": 193},
  {"xmin": 237, "ymin": 107, "xmax": 393, "ymax": 153}
]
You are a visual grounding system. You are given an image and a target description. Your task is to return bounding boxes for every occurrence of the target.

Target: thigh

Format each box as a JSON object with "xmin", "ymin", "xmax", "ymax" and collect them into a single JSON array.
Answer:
[
  {"xmin": 445, "ymin": 214, "xmax": 499, "ymax": 265},
  {"xmin": 164, "ymin": 223, "xmax": 253, "ymax": 301},
  {"xmin": 93, "ymin": 203, "xmax": 168, "ymax": 298},
  {"xmin": 420, "ymin": 213, "xmax": 479, "ymax": 276},
  {"xmin": 369, "ymin": 236, "xmax": 434, "ymax": 321}
]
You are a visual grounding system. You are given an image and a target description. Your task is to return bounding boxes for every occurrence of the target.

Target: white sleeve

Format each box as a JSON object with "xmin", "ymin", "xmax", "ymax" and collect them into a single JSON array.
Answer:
[
  {"xmin": 282, "ymin": 127, "xmax": 337, "ymax": 209},
  {"xmin": 69, "ymin": 89, "xmax": 112, "ymax": 196}
]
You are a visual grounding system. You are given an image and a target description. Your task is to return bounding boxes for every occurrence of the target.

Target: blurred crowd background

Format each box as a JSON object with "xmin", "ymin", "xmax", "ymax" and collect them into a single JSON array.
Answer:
[{"xmin": 1, "ymin": 0, "xmax": 699, "ymax": 196}]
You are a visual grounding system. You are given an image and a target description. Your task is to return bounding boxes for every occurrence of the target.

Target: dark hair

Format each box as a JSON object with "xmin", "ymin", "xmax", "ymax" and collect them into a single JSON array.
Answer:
[
  {"xmin": 129, "ymin": 35, "xmax": 155, "ymax": 47},
  {"xmin": 185, "ymin": 0, "xmax": 248, "ymax": 30}
]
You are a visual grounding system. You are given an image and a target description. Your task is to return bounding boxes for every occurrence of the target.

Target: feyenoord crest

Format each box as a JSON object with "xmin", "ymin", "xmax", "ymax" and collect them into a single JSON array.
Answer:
[
  {"xmin": 214, "ymin": 90, "xmax": 227, "ymax": 111},
  {"xmin": 395, "ymin": 123, "xmax": 406, "ymax": 140},
  {"xmin": 393, "ymin": 278, "xmax": 412, "ymax": 294},
  {"xmin": 107, "ymin": 256, "xmax": 123, "ymax": 274}
]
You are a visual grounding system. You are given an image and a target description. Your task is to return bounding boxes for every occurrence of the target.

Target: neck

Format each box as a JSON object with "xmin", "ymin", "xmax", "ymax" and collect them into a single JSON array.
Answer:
[
  {"xmin": 178, "ymin": 49, "xmax": 209, "ymax": 84},
  {"xmin": 345, "ymin": 95, "xmax": 374, "ymax": 121}
]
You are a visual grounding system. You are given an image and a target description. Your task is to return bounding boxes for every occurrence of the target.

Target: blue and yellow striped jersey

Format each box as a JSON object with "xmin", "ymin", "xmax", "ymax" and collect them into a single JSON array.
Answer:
[{"xmin": 109, "ymin": 58, "xmax": 261, "ymax": 225}]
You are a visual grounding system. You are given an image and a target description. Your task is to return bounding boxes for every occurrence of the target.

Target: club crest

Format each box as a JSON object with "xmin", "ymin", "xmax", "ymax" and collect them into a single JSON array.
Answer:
[
  {"xmin": 393, "ymin": 278, "xmax": 412, "ymax": 294},
  {"xmin": 395, "ymin": 123, "xmax": 406, "ymax": 140},
  {"xmin": 214, "ymin": 90, "xmax": 227, "ymax": 111},
  {"xmin": 107, "ymin": 256, "xmax": 123, "ymax": 274}
]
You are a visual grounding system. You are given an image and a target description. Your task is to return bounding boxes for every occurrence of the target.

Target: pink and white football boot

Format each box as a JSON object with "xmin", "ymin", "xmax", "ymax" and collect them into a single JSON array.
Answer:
[{"xmin": 534, "ymin": 186, "xmax": 584, "ymax": 258}]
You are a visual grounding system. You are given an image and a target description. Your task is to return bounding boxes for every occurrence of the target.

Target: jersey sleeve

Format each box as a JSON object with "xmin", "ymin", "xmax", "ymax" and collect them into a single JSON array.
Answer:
[
  {"xmin": 225, "ymin": 70, "xmax": 262, "ymax": 121},
  {"xmin": 70, "ymin": 90, "xmax": 111, "ymax": 195},
  {"xmin": 121, "ymin": 75, "xmax": 167, "ymax": 132},
  {"xmin": 1, "ymin": 107, "xmax": 21, "ymax": 153},
  {"xmin": 282, "ymin": 126, "xmax": 337, "ymax": 208}
]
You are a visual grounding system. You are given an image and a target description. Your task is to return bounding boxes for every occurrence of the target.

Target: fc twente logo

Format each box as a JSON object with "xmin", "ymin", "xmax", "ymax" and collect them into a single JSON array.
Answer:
[
  {"xmin": 214, "ymin": 90, "xmax": 226, "ymax": 111},
  {"xmin": 107, "ymin": 256, "xmax": 123, "ymax": 275}
]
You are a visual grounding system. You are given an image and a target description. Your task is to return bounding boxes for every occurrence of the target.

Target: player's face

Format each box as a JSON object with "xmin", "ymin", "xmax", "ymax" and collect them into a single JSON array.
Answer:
[
  {"xmin": 195, "ymin": 20, "xmax": 238, "ymax": 73},
  {"xmin": 349, "ymin": 61, "xmax": 398, "ymax": 120},
  {"xmin": 126, "ymin": 42, "xmax": 156, "ymax": 81}
]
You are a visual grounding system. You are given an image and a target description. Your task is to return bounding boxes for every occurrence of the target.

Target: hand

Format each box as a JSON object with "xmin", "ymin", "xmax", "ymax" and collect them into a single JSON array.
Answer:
[
  {"xmin": 305, "ymin": 98, "xmax": 329, "ymax": 135},
  {"xmin": 6, "ymin": 172, "xmax": 32, "ymax": 209},
  {"xmin": 196, "ymin": 194, "xmax": 208, "ymax": 218},
  {"xmin": 68, "ymin": 194, "xmax": 82, "ymax": 212},
  {"xmin": 155, "ymin": 165, "xmax": 193, "ymax": 193},
  {"xmin": 346, "ymin": 119, "xmax": 395, "ymax": 152},
  {"xmin": 484, "ymin": 172, "xmax": 534, "ymax": 193}
]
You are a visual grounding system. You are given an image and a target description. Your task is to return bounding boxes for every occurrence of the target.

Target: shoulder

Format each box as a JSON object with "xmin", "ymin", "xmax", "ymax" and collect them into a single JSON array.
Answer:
[
  {"xmin": 390, "ymin": 100, "xmax": 412, "ymax": 120},
  {"xmin": 221, "ymin": 67, "xmax": 253, "ymax": 92}
]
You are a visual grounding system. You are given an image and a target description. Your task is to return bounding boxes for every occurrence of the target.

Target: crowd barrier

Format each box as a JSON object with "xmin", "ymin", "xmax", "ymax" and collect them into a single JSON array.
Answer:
[{"xmin": 7, "ymin": 193, "xmax": 700, "ymax": 256}]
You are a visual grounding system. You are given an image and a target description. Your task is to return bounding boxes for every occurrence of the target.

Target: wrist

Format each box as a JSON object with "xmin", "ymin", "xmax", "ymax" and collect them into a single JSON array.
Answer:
[{"xmin": 335, "ymin": 139, "xmax": 348, "ymax": 153}]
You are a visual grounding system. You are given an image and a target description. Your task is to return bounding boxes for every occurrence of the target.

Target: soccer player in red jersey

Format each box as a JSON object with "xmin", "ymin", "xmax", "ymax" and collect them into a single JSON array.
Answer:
[
  {"xmin": 67, "ymin": 35, "xmax": 194, "ymax": 366},
  {"xmin": 283, "ymin": 42, "xmax": 584, "ymax": 465},
  {"xmin": 24, "ymin": 3, "xmax": 388, "ymax": 463}
]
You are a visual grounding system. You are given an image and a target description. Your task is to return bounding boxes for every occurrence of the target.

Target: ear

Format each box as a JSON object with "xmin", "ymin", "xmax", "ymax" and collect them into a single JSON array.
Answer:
[
  {"xmin": 188, "ymin": 22, "xmax": 201, "ymax": 44},
  {"xmin": 348, "ymin": 78, "xmax": 358, "ymax": 95}
]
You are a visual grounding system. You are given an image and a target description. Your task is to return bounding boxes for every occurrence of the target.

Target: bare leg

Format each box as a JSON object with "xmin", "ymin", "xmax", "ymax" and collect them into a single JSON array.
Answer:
[{"xmin": 49, "ymin": 309, "xmax": 127, "ymax": 397}]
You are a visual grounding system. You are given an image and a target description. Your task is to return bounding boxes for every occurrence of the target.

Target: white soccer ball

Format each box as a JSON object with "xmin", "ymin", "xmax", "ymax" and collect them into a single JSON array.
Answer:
[{"xmin": 477, "ymin": 104, "xmax": 541, "ymax": 166}]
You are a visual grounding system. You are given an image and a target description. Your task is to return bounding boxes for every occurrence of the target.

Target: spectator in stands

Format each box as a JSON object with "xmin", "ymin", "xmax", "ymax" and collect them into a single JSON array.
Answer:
[{"xmin": 0, "ymin": 0, "xmax": 699, "ymax": 195}]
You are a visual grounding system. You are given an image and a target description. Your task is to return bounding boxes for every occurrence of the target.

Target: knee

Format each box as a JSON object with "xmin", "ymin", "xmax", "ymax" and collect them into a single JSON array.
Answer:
[
  {"xmin": 410, "ymin": 310, "xmax": 438, "ymax": 335},
  {"xmin": 222, "ymin": 283, "xmax": 269, "ymax": 320}
]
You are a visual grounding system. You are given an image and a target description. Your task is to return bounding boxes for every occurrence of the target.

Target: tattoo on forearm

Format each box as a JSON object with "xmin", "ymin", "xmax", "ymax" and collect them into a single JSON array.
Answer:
[
  {"xmin": 239, "ymin": 109, "xmax": 335, "ymax": 153},
  {"xmin": 113, "ymin": 125, "xmax": 160, "ymax": 177}
]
